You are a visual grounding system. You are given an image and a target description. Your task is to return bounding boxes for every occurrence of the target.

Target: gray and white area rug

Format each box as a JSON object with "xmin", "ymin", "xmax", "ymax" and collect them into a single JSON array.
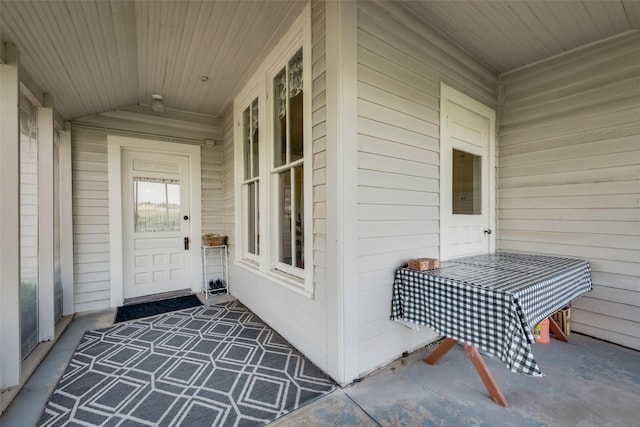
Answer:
[{"xmin": 38, "ymin": 300, "xmax": 336, "ymax": 426}]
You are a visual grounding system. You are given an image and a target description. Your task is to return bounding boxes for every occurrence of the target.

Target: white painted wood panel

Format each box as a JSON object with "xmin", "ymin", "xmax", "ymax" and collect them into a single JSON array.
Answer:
[
  {"xmin": 72, "ymin": 128, "xmax": 111, "ymax": 312},
  {"xmin": 498, "ymin": 32, "xmax": 640, "ymax": 351},
  {"xmin": 71, "ymin": 119, "xmax": 224, "ymax": 312},
  {"xmin": 355, "ymin": 1, "xmax": 498, "ymax": 377}
]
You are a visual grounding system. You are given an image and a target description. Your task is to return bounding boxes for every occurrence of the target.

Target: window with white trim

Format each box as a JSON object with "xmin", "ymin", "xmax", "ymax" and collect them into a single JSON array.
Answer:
[
  {"xmin": 241, "ymin": 98, "xmax": 260, "ymax": 260},
  {"xmin": 272, "ymin": 49, "xmax": 305, "ymax": 272},
  {"xmin": 234, "ymin": 4, "xmax": 312, "ymax": 292}
]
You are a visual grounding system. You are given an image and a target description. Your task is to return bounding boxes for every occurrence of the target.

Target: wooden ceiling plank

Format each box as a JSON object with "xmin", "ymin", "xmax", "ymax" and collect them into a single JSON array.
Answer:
[
  {"xmin": 173, "ymin": 0, "xmax": 219, "ymax": 112},
  {"xmin": 75, "ymin": 0, "xmax": 113, "ymax": 114},
  {"xmin": 622, "ymin": 0, "xmax": 640, "ymax": 28},
  {"xmin": 582, "ymin": 1, "xmax": 630, "ymax": 36},
  {"xmin": 184, "ymin": 0, "xmax": 250, "ymax": 113},
  {"xmin": 135, "ymin": 1, "xmax": 150, "ymax": 104},
  {"xmin": 93, "ymin": 2, "xmax": 126, "ymax": 109},
  {"xmin": 67, "ymin": 0, "xmax": 111, "ymax": 115},
  {"xmin": 201, "ymin": 3, "xmax": 270, "ymax": 109},
  {"xmin": 161, "ymin": 1, "xmax": 191, "ymax": 111},
  {"xmin": 448, "ymin": 2, "xmax": 520, "ymax": 72},
  {"xmin": 24, "ymin": 1, "xmax": 93, "ymax": 118},
  {"xmin": 109, "ymin": 0, "xmax": 138, "ymax": 109}
]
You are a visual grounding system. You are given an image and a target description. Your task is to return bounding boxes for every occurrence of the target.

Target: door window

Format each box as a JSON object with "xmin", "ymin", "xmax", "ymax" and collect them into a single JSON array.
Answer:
[
  {"xmin": 133, "ymin": 177, "xmax": 181, "ymax": 232},
  {"xmin": 452, "ymin": 149, "xmax": 482, "ymax": 215}
]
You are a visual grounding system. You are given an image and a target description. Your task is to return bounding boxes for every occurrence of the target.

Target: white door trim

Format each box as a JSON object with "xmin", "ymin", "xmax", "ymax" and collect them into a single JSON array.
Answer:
[
  {"xmin": 107, "ymin": 136, "xmax": 201, "ymax": 307},
  {"xmin": 439, "ymin": 83, "xmax": 496, "ymax": 260}
]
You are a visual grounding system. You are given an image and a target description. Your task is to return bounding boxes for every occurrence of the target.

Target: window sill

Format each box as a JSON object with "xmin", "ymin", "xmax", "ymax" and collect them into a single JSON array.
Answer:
[{"xmin": 234, "ymin": 259, "xmax": 313, "ymax": 299}]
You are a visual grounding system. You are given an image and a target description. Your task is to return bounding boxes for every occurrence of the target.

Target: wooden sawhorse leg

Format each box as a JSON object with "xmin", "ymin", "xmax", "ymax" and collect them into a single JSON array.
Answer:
[
  {"xmin": 424, "ymin": 338, "xmax": 509, "ymax": 407},
  {"xmin": 548, "ymin": 317, "xmax": 568, "ymax": 342}
]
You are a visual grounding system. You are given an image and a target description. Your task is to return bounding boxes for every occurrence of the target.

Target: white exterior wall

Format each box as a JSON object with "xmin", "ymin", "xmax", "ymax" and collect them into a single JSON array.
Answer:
[
  {"xmin": 355, "ymin": 1, "xmax": 498, "ymax": 375},
  {"xmin": 223, "ymin": 0, "xmax": 330, "ymax": 376},
  {"xmin": 498, "ymin": 32, "xmax": 640, "ymax": 351},
  {"xmin": 71, "ymin": 126, "xmax": 223, "ymax": 312}
]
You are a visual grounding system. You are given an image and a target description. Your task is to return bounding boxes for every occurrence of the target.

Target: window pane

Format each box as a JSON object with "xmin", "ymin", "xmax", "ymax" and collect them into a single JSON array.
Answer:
[
  {"xmin": 19, "ymin": 93, "xmax": 39, "ymax": 359},
  {"xmin": 251, "ymin": 99, "xmax": 259, "ymax": 178},
  {"xmin": 274, "ymin": 68, "xmax": 287, "ymax": 167},
  {"xmin": 279, "ymin": 170, "xmax": 292, "ymax": 265},
  {"xmin": 134, "ymin": 178, "xmax": 181, "ymax": 232},
  {"xmin": 247, "ymin": 182, "xmax": 256, "ymax": 254},
  {"xmin": 293, "ymin": 165, "xmax": 304, "ymax": 268},
  {"xmin": 243, "ymin": 106, "xmax": 251, "ymax": 180},
  {"xmin": 289, "ymin": 49, "xmax": 303, "ymax": 162},
  {"xmin": 452, "ymin": 149, "xmax": 481, "ymax": 215}
]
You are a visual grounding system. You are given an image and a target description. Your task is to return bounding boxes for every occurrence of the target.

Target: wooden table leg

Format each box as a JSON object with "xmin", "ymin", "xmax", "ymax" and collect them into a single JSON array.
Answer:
[
  {"xmin": 548, "ymin": 317, "xmax": 568, "ymax": 342},
  {"xmin": 424, "ymin": 337, "xmax": 458, "ymax": 365},
  {"xmin": 462, "ymin": 343, "xmax": 509, "ymax": 407}
]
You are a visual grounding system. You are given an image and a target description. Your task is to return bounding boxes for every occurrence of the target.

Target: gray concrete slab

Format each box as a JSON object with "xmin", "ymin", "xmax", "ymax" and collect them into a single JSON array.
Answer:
[
  {"xmin": 3, "ymin": 297, "xmax": 639, "ymax": 427},
  {"xmin": 0, "ymin": 309, "xmax": 115, "ymax": 427},
  {"xmin": 342, "ymin": 334, "xmax": 640, "ymax": 427},
  {"xmin": 269, "ymin": 389, "xmax": 379, "ymax": 426}
]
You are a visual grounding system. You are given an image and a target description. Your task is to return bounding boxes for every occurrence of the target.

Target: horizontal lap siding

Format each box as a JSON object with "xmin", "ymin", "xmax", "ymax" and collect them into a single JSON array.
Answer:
[
  {"xmin": 71, "ymin": 127, "xmax": 223, "ymax": 312},
  {"xmin": 498, "ymin": 32, "xmax": 640, "ymax": 351},
  {"xmin": 72, "ymin": 129, "xmax": 110, "ymax": 312},
  {"xmin": 356, "ymin": 1, "xmax": 498, "ymax": 375},
  {"xmin": 312, "ymin": 0, "xmax": 327, "ymax": 304},
  {"xmin": 201, "ymin": 143, "xmax": 224, "ymax": 234}
]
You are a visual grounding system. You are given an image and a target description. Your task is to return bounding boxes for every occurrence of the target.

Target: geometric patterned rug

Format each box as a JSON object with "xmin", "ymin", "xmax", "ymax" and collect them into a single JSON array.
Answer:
[{"xmin": 37, "ymin": 300, "xmax": 336, "ymax": 426}]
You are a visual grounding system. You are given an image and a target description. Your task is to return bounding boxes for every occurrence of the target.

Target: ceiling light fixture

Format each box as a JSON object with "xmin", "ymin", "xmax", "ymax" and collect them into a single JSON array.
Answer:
[{"xmin": 151, "ymin": 94, "xmax": 165, "ymax": 113}]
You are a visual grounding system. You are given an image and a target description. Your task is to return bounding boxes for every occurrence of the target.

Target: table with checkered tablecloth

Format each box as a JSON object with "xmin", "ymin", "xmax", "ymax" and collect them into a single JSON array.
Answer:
[{"xmin": 391, "ymin": 252, "xmax": 592, "ymax": 377}]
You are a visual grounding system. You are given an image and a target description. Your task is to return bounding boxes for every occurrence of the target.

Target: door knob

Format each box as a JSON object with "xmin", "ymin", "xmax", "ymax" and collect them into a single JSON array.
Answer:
[
  {"xmin": 184, "ymin": 237, "xmax": 190, "ymax": 250},
  {"xmin": 484, "ymin": 229, "xmax": 492, "ymax": 235}
]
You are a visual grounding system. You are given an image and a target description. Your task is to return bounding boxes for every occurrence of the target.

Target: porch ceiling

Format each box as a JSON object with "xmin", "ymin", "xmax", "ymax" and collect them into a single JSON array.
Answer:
[
  {"xmin": 1, "ymin": 1, "xmax": 639, "ymax": 121},
  {"xmin": 400, "ymin": 0, "xmax": 640, "ymax": 74},
  {"xmin": 1, "ymin": 0, "xmax": 305, "ymax": 121}
]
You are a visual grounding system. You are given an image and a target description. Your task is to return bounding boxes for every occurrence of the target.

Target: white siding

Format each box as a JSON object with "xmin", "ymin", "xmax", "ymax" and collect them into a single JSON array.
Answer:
[
  {"xmin": 223, "ymin": 0, "xmax": 330, "ymax": 376},
  {"xmin": 498, "ymin": 32, "xmax": 640, "ymax": 351},
  {"xmin": 355, "ymin": 1, "xmax": 498, "ymax": 375},
  {"xmin": 311, "ymin": 0, "xmax": 327, "ymax": 308},
  {"xmin": 71, "ymin": 125, "xmax": 223, "ymax": 312},
  {"xmin": 72, "ymin": 128, "xmax": 110, "ymax": 312},
  {"xmin": 201, "ymin": 143, "xmax": 224, "ymax": 234}
]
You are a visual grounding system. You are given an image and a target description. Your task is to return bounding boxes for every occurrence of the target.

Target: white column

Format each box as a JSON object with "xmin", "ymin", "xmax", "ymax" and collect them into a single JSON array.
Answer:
[
  {"xmin": 0, "ymin": 42, "xmax": 21, "ymax": 388},
  {"xmin": 324, "ymin": 0, "xmax": 359, "ymax": 385},
  {"xmin": 38, "ymin": 94, "xmax": 55, "ymax": 341},
  {"xmin": 59, "ymin": 123, "xmax": 75, "ymax": 316}
]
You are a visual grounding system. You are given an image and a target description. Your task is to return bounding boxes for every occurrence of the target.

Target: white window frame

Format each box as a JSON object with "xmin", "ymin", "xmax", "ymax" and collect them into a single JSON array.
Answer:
[
  {"xmin": 235, "ymin": 88, "xmax": 262, "ymax": 264},
  {"xmin": 233, "ymin": 4, "xmax": 313, "ymax": 296}
]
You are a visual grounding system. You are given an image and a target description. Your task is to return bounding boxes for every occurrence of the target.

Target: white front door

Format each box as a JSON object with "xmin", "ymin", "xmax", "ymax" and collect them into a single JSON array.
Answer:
[
  {"xmin": 121, "ymin": 150, "xmax": 192, "ymax": 299},
  {"xmin": 440, "ymin": 83, "xmax": 496, "ymax": 261}
]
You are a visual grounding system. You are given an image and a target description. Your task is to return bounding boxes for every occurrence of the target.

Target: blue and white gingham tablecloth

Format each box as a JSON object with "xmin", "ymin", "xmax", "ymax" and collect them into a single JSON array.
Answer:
[{"xmin": 391, "ymin": 252, "xmax": 592, "ymax": 376}]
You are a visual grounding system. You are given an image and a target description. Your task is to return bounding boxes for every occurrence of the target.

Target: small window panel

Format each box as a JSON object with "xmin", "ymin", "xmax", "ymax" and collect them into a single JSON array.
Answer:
[
  {"xmin": 452, "ymin": 149, "xmax": 481, "ymax": 215},
  {"xmin": 242, "ymin": 98, "xmax": 260, "ymax": 257},
  {"xmin": 133, "ymin": 177, "xmax": 181, "ymax": 232},
  {"xmin": 273, "ymin": 48, "xmax": 305, "ymax": 274},
  {"xmin": 273, "ymin": 48, "xmax": 303, "ymax": 168}
]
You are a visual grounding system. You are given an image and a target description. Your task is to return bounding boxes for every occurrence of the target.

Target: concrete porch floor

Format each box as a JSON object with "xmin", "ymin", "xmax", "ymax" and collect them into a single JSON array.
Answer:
[{"xmin": 2, "ymin": 296, "xmax": 639, "ymax": 427}]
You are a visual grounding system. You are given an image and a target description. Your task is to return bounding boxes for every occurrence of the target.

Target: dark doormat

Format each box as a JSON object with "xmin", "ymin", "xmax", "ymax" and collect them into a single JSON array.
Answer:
[{"xmin": 114, "ymin": 294, "xmax": 203, "ymax": 323}]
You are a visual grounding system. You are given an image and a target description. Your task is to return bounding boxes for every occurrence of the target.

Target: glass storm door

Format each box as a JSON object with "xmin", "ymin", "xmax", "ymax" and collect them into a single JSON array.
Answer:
[{"xmin": 121, "ymin": 150, "xmax": 191, "ymax": 299}]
